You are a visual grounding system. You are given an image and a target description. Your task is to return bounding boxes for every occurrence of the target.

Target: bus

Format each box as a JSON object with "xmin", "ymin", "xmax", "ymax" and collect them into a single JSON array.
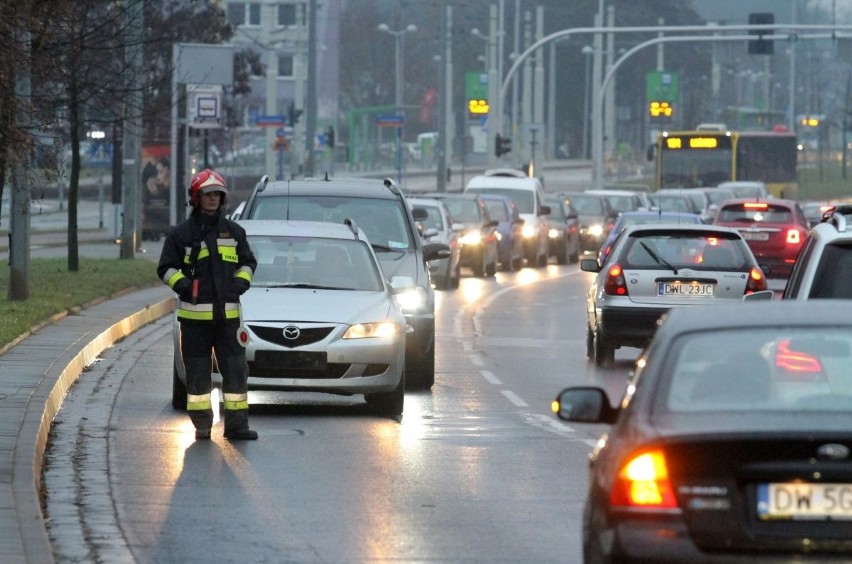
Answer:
[{"xmin": 652, "ymin": 128, "xmax": 798, "ymax": 199}]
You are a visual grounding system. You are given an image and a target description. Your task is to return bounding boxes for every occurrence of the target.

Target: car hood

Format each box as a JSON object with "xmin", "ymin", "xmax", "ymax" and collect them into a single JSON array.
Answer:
[
  {"xmin": 242, "ymin": 288, "xmax": 394, "ymax": 324},
  {"xmin": 375, "ymin": 249, "xmax": 425, "ymax": 284}
]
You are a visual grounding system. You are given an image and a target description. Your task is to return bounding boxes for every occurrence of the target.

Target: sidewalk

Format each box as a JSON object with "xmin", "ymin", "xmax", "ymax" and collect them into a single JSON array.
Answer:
[{"xmin": 0, "ymin": 286, "xmax": 174, "ymax": 563}]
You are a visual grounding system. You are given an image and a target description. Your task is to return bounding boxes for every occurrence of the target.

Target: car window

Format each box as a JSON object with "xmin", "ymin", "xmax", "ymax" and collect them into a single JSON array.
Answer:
[
  {"xmin": 444, "ymin": 199, "xmax": 482, "ymax": 223},
  {"xmin": 650, "ymin": 195, "xmax": 693, "ymax": 213},
  {"xmin": 718, "ymin": 204, "xmax": 792, "ymax": 223},
  {"xmin": 567, "ymin": 195, "xmax": 603, "ymax": 215},
  {"xmin": 808, "ymin": 242, "xmax": 852, "ymax": 299},
  {"xmin": 418, "ymin": 204, "xmax": 445, "ymax": 231},
  {"xmin": 251, "ymin": 195, "xmax": 413, "ymax": 250},
  {"xmin": 484, "ymin": 200, "xmax": 508, "ymax": 221},
  {"xmin": 249, "ymin": 235, "xmax": 383, "ymax": 291},
  {"xmin": 660, "ymin": 328, "xmax": 852, "ymax": 416},
  {"xmin": 622, "ymin": 232, "xmax": 747, "ymax": 270},
  {"xmin": 467, "ymin": 187, "xmax": 534, "ymax": 213},
  {"xmin": 604, "ymin": 195, "xmax": 638, "ymax": 213}
]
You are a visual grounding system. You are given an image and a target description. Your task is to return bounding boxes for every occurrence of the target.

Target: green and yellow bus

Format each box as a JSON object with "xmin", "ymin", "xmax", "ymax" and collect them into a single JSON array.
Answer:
[{"xmin": 653, "ymin": 128, "xmax": 798, "ymax": 199}]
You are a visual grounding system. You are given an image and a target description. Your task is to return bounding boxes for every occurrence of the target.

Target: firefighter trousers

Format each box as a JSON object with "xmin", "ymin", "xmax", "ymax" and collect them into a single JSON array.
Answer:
[{"xmin": 180, "ymin": 318, "xmax": 251, "ymax": 434}]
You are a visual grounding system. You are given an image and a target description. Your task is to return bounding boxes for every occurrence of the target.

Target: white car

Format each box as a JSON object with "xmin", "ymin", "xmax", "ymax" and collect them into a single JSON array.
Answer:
[{"xmin": 172, "ymin": 219, "xmax": 409, "ymax": 416}]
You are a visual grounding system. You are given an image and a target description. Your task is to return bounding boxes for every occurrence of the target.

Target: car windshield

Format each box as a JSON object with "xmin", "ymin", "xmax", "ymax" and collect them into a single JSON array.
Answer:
[
  {"xmin": 251, "ymin": 196, "xmax": 413, "ymax": 250},
  {"xmin": 248, "ymin": 235, "xmax": 383, "ymax": 291},
  {"xmin": 467, "ymin": 187, "xmax": 534, "ymax": 213},
  {"xmin": 623, "ymin": 231, "xmax": 748, "ymax": 271},
  {"xmin": 545, "ymin": 200, "xmax": 565, "ymax": 220},
  {"xmin": 443, "ymin": 198, "xmax": 482, "ymax": 223},
  {"xmin": 416, "ymin": 203, "xmax": 445, "ymax": 231},
  {"xmin": 704, "ymin": 190, "xmax": 733, "ymax": 205},
  {"xmin": 566, "ymin": 195, "xmax": 603, "ymax": 215},
  {"xmin": 484, "ymin": 200, "xmax": 509, "ymax": 221},
  {"xmin": 718, "ymin": 204, "xmax": 793, "ymax": 223},
  {"xmin": 660, "ymin": 327, "xmax": 852, "ymax": 416},
  {"xmin": 650, "ymin": 195, "xmax": 694, "ymax": 213},
  {"xmin": 603, "ymin": 195, "xmax": 638, "ymax": 213}
]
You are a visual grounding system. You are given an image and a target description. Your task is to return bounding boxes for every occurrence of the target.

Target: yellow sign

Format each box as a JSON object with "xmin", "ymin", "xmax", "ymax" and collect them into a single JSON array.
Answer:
[
  {"xmin": 468, "ymin": 98, "xmax": 489, "ymax": 115},
  {"xmin": 665, "ymin": 137, "xmax": 682, "ymax": 149},
  {"xmin": 689, "ymin": 137, "xmax": 718, "ymax": 149},
  {"xmin": 649, "ymin": 101, "xmax": 672, "ymax": 117}
]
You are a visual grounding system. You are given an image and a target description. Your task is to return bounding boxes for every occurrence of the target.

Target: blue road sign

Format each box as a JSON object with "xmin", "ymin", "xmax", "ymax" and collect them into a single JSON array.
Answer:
[
  {"xmin": 376, "ymin": 114, "xmax": 404, "ymax": 128},
  {"xmin": 256, "ymin": 115, "xmax": 287, "ymax": 127}
]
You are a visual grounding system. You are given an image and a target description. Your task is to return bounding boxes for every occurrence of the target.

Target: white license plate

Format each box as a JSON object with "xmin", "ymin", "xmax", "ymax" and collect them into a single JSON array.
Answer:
[
  {"xmin": 657, "ymin": 281, "xmax": 715, "ymax": 297},
  {"xmin": 741, "ymin": 231, "xmax": 769, "ymax": 241},
  {"xmin": 758, "ymin": 483, "xmax": 852, "ymax": 520}
]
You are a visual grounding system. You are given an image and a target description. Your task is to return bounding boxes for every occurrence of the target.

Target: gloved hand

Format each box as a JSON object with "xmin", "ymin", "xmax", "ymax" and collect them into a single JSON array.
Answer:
[
  {"xmin": 225, "ymin": 278, "xmax": 250, "ymax": 302},
  {"xmin": 173, "ymin": 278, "xmax": 193, "ymax": 302}
]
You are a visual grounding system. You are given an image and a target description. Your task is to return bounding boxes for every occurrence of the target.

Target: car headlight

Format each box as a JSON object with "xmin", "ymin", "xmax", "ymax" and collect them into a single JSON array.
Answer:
[
  {"xmin": 521, "ymin": 224, "xmax": 537, "ymax": 238},
  {"xmin": 343, "ymin": 321, "xmax": 400, "ymax": 339},
  {"xmin": 459, "ymin": 230, "xmax": 482, "ymax": 246},
  {"xmin": 588, "ymin": 224, "xmax": 604, "ymax": 237},
  {"xmin": 395, "ymin": 286, "xmax": 428, "ymax": 312},
  {"xmin": 548, "ymin": 228, "xmax": 560, "ymax": 239}
]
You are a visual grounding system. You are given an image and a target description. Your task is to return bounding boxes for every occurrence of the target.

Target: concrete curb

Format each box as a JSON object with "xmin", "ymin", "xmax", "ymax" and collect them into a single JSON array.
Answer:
[{"xmin": 6, "ymin": 287, "xmax": 173, "ymax": 563}]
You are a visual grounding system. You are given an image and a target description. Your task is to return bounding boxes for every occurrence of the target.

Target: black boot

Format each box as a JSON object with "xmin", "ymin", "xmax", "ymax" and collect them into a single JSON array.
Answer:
[
  {"xmin": 195, "ymin": 428, "xmax": 211, "ymax": 440},
  {"xmin": 224, "ymin": 428, "xmax": 258, "ymax": 440}
]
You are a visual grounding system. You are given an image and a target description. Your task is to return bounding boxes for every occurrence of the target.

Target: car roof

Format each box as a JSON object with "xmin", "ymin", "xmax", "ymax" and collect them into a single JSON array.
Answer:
[
  {"xmin": 615, "ymin": 211, "xmax": 700, "ymax": 221},
  {"xmin": 256, "ymin": 177, "xmax": 402, "ymax": 200},
  {"xmin": 237, "ymin": 218, "xmax": 365, "ymax": 241},
  {"xmin": 466, "ymin": 174, "xmax": 541, "ymax": 189},
  {"xmin": 658, "ymin": 300, "xmax": 852, "ymax": 336}
]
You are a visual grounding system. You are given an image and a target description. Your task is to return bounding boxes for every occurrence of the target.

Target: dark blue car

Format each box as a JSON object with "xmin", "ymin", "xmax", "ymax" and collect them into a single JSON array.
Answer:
[{"xmin": 479, "ymin": 194, "xmax": 525, "ymax": 271}]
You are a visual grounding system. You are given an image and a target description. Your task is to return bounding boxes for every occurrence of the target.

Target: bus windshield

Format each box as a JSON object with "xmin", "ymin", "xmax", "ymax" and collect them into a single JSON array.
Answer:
[{"xmin": 659, "ymin": 148, "xmax": 732, "ymax": 188}]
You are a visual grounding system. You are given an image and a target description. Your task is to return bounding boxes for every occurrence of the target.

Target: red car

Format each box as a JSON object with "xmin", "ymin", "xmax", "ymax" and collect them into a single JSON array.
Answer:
[{"xmin": 713, "ymin": 198, "xmax": 808, "ymax": 279}]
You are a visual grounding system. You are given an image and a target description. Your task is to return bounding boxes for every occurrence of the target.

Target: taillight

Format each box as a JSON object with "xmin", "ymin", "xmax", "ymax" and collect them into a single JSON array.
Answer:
[
  {"xmin": 745, "ymin": 267, "xmax": 768, "ymax": 294},
  {"xmin": 786, "ymin": 228, "xmax": 802, "ymax": 245},
  {"xmin": 775, "ymin": 338, "xmax": 824, "ymax": 381},
  {"xmin": 603, "ymin": 263, "xmax": 628, "ymax": 296},
  {"xmin": 610, "ymin": 450, "xmax": 678, "ymax": 509}
]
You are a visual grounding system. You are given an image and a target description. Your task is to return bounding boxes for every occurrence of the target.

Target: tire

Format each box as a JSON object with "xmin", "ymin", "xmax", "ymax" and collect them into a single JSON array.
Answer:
[
  {"xmin": 511, "ymin": 254, "xmax": 523, "ymax": 271},
  {"xmin": 451, "ymin": 263, "xmax": 461, "ymax": 288},
  {"xmin": 434, "ymin": 263, "xmax": 450, "ymax": 290},
  {"xmin": 556, "ymin": 241, "xmax": 569, "ymax": 265},
  {"xmin": 537, "ymin": 248, "xmax": 548, "ymax": 267},
  {"xmin": 486, "ymin": 252, "xmax": 497, "ymax": 277},
  {"xmin": 586, "ymin": 324, "xmax": 595, "ymax": 360},
  {"xmin": 407, "ymin": 340, "xmax": 435, "ymax": 390},
  {"xmin": 472, "ymin": 249, "xmax": 486, "ymax": 277},
  {"xmin": 593, "ymin": 327, "xmax": 615, "ymax": 368},
  {"xmin": 172, "ymin": 366, "xmax": 187, "ymax": 410},
  {"xmin": 366, "ymin": 369, "xmax": 405, "ymax": 417},
  {"xmin": 570, "ymin": 246, "xmax": 580, "ymax": 264}
]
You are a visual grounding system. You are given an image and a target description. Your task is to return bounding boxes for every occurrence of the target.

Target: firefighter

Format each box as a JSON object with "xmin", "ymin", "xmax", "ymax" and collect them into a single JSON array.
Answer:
[{"xmin": 157, "ymin": 169, "xmax": 259, "ymax": 441}]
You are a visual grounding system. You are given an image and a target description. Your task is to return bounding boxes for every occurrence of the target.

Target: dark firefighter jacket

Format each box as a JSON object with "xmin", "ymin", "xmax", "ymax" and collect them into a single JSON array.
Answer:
[{"xmin": 157, "ymin": 211, "xmax": 256, "ymax": 322}]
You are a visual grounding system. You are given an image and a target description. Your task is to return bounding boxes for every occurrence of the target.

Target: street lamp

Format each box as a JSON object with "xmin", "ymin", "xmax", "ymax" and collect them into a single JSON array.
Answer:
[
  {"xmin": 378, "ymin": 23, "xmax": 417, "ymax": 186},
  {"xmin": 582, "ymin": 45, "xmax": 594, "ymax": 160}
]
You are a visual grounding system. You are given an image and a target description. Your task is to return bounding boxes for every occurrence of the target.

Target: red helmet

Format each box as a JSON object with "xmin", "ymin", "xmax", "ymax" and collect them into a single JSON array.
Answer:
[{"xmin": 188, "ymin": 169, "xmax": 227, "ymax": 207}]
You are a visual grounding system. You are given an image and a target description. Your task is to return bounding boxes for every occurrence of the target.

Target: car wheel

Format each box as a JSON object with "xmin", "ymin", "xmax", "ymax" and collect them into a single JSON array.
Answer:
[
  {"xmin": 556, "ymin": 241, "xmax": 569, "ymax": 265},
  {"xmin": 172, "ymin": 366, "xmax": 187, "ymax": 410},
  {"xmin": 537, "ymin": 248, "xmax": 548, "ymax": 267},
  {"xmin": 472, "ymin": 249, "xmax": 486, "ymax": 277},
  {"xmin": 593, "ymin": 327, "xmax": 615, "ymax": 367},
  {"xmin": 365, "ymin": 369, "xmax": 405, "ymax": 417},
  {"xmin": 486, "ymin": 253, "xmax": 497, "ymax": 277},
  {"xmin": 586, "ymin": 324, "xmax": 595, "ymax": 360},
  {"xmin": 407, "ymin": 340, "xmax": 435, "ymax": 390},
  {"xmin": 451, "ymin": 263, "xmax": 461, "ymax": 288},
  {"xmin": 570, "ymin": 245, "xmax": 580, "ymax": 264},
  {"xmin": 512, "ymin": 254, "xmax": 523, "ymax": 271},
  {"xmin": 434, "ymin": 264, "xmax": 450, "ymax": 290}
]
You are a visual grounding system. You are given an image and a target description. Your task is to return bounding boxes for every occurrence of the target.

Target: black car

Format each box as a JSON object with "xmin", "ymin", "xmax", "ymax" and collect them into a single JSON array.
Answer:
[
  {"xmin": 544, "ymin": 195, "xmax": 581, "ymax": 264},
  {"xmin": 558, "ymin": 191, "xmax": 618, "ymax": 254},
  {"xmin": 239, "ymin": 176, "xmax": 450, "ymax": 390},
  {"xmin": 554, "ymin": 300, "xmax": 852, "ymax": 562}
]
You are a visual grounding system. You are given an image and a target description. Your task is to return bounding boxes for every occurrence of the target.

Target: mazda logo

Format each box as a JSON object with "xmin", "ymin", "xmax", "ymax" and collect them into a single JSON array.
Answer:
[
  {"xmin": 282, "ymin": 326, "xmax": 301, "ymax": 340},
  {"xmin": 817, "ymin": 443, "xmax": 849, "ymax": 460}
]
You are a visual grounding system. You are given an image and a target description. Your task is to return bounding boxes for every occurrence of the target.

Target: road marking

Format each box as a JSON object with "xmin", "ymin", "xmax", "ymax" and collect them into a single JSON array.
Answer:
[
  {"xmin": 480, "ymin": 370, "xmax": 502, "ymax": 385},
  {"xmin": 501, "ymin": 389, "xmax": 528, "ymax": 407},
  {"xmin": 469, "ymin": 354, "xmax": 484, "ymax": 366}
]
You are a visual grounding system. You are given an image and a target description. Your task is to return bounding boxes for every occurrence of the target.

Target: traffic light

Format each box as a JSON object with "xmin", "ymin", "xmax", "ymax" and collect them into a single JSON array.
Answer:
[
  {"xmin": 287, "ymin": 102, "xmax": 303, "ymax": 127},
  {"xmin": 494, "ymin": 133, "xmax": 512, "ymax": 157},
  {"xmin": 748, "ymin": 13, "xmax": 774, "ymax": 55},
  {"xmin": 326, "ymin": 126, "xmax": 335, "ymax": 148}
]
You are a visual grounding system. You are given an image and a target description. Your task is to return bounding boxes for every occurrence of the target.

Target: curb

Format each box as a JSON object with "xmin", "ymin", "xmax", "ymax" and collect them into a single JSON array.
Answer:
[{"xmin": 7, "ymin": 287, "xmax": 174, "ymax": 563}]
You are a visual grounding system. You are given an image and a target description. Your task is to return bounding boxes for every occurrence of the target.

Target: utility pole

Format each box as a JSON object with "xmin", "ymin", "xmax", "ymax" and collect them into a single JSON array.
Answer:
[
  {"xmin": 120, "ymin": 0, "xmax": 143, "ymax": 259},
  {"xmin": 9, "ymin": 28, "xmax": 30, "ymax": 300},
  {"xmin": 264, "ymin": 1, "xmax": 278, "ymax": 179},
  {"xmin": 437, "ymin": 2, "xmax": 452, "ymax": 191},
  {"xmin": 304, "ymin": 0, "xmax": 318, "ymax": 177}
]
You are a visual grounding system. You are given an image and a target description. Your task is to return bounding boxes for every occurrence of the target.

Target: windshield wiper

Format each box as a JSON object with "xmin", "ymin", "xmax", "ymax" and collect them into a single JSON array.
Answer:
[
  {"xmin": 259, "ymin": 283, "xmax": 344, "ymax": 290},
  {"xmin": 371, "ymin": 243, "xmax": 404, "ymax": 253},
  {"xmin": 639, "ymin": 241, "xmax": 678, "ymax": 274}
]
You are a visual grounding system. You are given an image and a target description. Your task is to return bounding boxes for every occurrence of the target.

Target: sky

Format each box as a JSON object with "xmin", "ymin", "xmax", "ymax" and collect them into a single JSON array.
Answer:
[{"xmin": 690, "ymin": 0, "xmax": 852, "ymax": 24}]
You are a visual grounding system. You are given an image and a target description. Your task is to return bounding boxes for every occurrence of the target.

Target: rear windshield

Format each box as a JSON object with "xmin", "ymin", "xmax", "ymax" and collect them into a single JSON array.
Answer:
[
  {"xmin": 659, "ymin": 327, "xmax": 852, "ymax": 415},
  {"xmin": 718, "ymin": 204, "xmax": 792, "ymax": 223},
  {"xmin": 622, "ymin": 231, "xmax": 749, "ymax": 271},
  {"xmin": 251, "ymin": 195, "xmax": 413, "ymax": 250}
]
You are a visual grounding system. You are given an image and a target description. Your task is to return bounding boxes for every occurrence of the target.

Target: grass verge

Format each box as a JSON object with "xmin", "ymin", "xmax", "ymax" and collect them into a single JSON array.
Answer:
[{"xmin": 0, "ymin": 257, "xmax": 160, "ymax": 350}]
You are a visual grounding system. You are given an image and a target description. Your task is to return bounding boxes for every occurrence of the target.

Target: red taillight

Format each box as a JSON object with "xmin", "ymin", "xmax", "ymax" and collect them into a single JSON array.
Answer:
[
  {"xmin": 603, "ymin": 263, "xmax": 628, "ymax": 296},
  {"xmin": 610, "ymin": 450, "xmax": 678, "ymax": 509},
  {"xmin": 743, "ymin": 202, "xmax": 768, "ymax": 210},
  {"xmin": 775, "ymin": 338, "xmax": 824, "ymax": 380},
  {"xmin": 786, "ymin": 228, "xmax": 802, "ymax": 245},
  {"xmin": 745, "ymin": 267, "xmax": 768, "ymax": 294}
]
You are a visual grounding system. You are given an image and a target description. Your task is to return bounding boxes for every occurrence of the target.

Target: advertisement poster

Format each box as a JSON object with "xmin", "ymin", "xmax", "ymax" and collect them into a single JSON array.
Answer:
[{"xmin": 141, "ymin": 145, "xmax": 171, "ymax": 240}]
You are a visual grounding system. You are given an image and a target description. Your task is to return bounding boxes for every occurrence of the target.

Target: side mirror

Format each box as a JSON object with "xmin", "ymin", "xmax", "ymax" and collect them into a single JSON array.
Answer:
[
  {"xmin": 553, "ymin": 387, "xmax": 618, "ymax": 424},
  {"xmin": 580, "ymin": 258, "xmax": 601, "ymax": 273},
  {"xmin": 743, "ymin": 290, "xmax": 775, "ymax": 301},
  {"xmin": 422, "ymin": 242, "xmax": 451, "ymax": 262},
  {"xmin": 646, "ymin": 144, "xmax": 656, "ymax": 162}
]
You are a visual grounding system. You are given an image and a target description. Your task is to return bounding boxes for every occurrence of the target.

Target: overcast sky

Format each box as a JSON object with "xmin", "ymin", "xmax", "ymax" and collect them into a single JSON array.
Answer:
[{"xmin": 690, "ymin": 0, "xmax": 852, "ymax": 24}]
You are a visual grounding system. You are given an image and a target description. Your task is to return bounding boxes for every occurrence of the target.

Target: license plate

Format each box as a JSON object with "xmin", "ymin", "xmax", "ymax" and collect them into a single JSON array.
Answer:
[
  {"xmin": 657, "ymin": 281, "xmax": 715, "ymax": 297},
  {"xmin": 740, "ymin": 231, "xmax": 769, "ymax": 241},
  {"xmin": 757, "ymin": 483, "xmax": 852, "ymax": 520},
  {"xmin": 254, "ymin": 350, "xmax": 327, "ymax": 371}
]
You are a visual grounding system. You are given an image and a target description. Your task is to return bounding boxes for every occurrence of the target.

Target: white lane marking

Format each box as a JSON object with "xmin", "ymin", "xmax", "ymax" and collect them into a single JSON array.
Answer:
[
  {"xmin": 462, "ymin": 341, "xmax": 473, "ymax": 352},
  {"xmin": 501, "ymin": 389, "xmax": 528, "ymax": 407},
  {"xmin": 525, "ymin": 412, "xmax": 576, "ymax": 437},
  {"xmin": 469, "ymin": 354, "xmax": 484, "ymax": 367},
  {"xmin": 480, "ymin": 370, "xmax": 502, "ymax": 385}
]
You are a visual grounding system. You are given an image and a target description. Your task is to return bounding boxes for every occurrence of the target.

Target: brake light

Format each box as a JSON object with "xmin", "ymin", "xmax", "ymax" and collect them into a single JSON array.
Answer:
[
  {"xmin": 743, "ymin": 202, "xmax": 768, "ymax": 210},
  {"xmin": 745, "ymin": 267, "xmax": 768, "ymax": 294},
  {"xmin": 775, "ymin": 338, "xmax": 824, "ymax": 380},
  {"xmin": 786, "ymin": 228, "xmax": 802, "ymax": 245},
  {"xmin": 610, "ymin": 450, "xmax": 677, "ymax": 509},
  {"xmin": 603, "ymin": 264, "xmax": 628, "ymax": 296}
]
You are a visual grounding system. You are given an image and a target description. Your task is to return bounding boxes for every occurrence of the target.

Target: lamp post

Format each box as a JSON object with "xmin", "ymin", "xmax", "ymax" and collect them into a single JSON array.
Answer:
[
  {"xmin": 378, "ymin": 23, "xmax": 417, "ymax": 186},
  {"xmin": 582, "ymin": 45, "xmax": 594, "ymax": 159}
]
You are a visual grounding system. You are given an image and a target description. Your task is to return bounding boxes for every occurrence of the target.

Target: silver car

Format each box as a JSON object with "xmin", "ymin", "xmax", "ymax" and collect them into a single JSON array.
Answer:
[
  {"xmin": 172, "ymin": 219, "xmax": 408, "ymax": 416},
  {"xmin": 408, "ymin": 197, "xmax": 462, "ymax": 290},
  {"xmin": 580, "ymin": 223, "xmax": 769, "ymax": 367}
]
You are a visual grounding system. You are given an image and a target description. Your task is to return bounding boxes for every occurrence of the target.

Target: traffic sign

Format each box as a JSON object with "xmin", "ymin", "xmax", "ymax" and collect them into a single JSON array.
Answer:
[
  {"xmin": 376, "ymin": 114, "xmax": 403, "ymax": 128},
  {"xmin": 256, "ymin": 115, "xmax": 287, "ymax": 127}
]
